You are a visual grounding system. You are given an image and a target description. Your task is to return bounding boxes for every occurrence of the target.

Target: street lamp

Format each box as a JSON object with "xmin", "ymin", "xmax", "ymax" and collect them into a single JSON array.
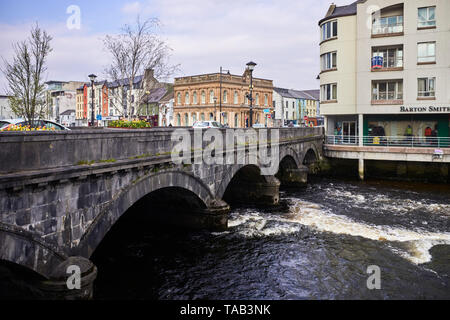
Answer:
[
  {"xmin": 246, "ymin": 61, "xmax": 256, "ymax": 127},
  {"xmin": 88, "ymin": 74, "xmax": 97, "ymax": 126},
  {"xmin": 219, "ymin": 67, "xmax": 230, "ymax": 125},
  {"xmin": 213, "ymin": 96, "xmax": 217, "ymax": 121}
]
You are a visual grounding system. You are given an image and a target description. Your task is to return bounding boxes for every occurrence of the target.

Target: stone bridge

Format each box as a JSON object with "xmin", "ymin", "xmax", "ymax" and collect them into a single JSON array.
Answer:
[{"xmin": 0, "ymin": 127, "xmax": 323, "ymax": 298}]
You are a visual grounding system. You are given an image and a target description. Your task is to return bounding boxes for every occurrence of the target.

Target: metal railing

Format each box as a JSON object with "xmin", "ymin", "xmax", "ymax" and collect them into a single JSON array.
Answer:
[
  {"xmin": 372, "ymin": 22, "xmax": 403, "ymax": 35},
  {"xmin": 325, "ymin": 135, "xmax": 450, "ymax": 148}
]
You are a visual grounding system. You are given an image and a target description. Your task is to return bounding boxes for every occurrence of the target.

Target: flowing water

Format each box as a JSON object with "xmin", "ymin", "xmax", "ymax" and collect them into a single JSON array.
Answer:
[{"xmin": 92, "ymin": 177, "xmax": 450, "ymax": 300}]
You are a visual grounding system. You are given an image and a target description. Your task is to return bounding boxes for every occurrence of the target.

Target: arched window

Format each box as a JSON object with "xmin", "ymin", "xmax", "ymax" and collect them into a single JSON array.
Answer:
[
  {"xmin": 234, "ymin": 91, "xmax": 238, "ymax": 104},
  {"xmin": 223, "ymin": 90, "xmax": 228, "ymax": 103},
  {"xmin": 255, "ymin": 93, "xmax": 259, "ymax": 106},
  {"xmin": 245, "ymin": 92, "xmax": 249, "ymax": 105},
  {"xmin": 209, "ymin": 112, "xmax": 214, "ymax": 121},
  {"xmin": 185, "ymin": 92, "xmax": 190, "ymax": 105},
  {"xmin": 223, "ymin": 112, "xmax": 228, "ymax": 125},
  {"xmin": 192, "ymin": 113, "xmax": 197, "ymax": 123},
  {"xmin": 193, "ymin": 92, "xmax": 197, "ymax": 104},
  {"xmin": 184, "ymin": 113, "xmax": 189, "ymax": 126},
  {"xmin": 264, "ymin": 94, "xmax": 268, "ymax": 106},
  {"xmin": 201, "ymin": 91, "xmax": 206, "ymax": 104},
  {"xmin": 234, "ymin": 114, "xmax": 238, "ymax": 128},
  {"xmin": 177, "ymin": 114, "xmax": 181, "ymax": 126},
  {"xmin": 177, "ymin": 93, "xmax": 181, "ymax": 105},
  {"xmin": 209, "ymin": 90, "xmax": 214, "ymax": 103},
  {"xmin": 201, "ymin": 113, "xmax": 205, "ymax": 121}
]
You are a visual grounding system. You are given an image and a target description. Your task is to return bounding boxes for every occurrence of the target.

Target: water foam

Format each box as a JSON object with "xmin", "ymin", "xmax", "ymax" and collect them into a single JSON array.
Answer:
[{"xmin": 286, "ymin": 199, "xmax": 450, "ymax": 264}]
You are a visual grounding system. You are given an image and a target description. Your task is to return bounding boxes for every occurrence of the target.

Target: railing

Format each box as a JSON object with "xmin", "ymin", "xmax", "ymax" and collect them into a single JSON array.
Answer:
[
  {"xmin": 372, "ymin": 22, "xmax": 403, "ymax": 35},
  {"xmin": 325, "ymin": 135, "xmax": 450, "ymax": 148}
]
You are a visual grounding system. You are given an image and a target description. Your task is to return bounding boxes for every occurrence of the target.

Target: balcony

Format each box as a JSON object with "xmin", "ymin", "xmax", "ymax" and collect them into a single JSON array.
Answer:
[{"xmin": 326, "ymin": 135, "xmax": 450, "ymax": 148}]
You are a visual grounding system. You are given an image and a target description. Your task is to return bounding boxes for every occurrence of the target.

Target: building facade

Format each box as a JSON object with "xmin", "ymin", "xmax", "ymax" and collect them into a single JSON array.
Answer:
[
  {"xmin": 273, "ymin": 88, "xmax": 320, "ymax": 126},
  {"xmin": 319, "ymin": 0, "xmax": 449, "ymax": 141},
  {"xmin": 173, "ymin": 70, "xmax": 274, "ymax": 128},
  {"xmin": 45, "ymin": 81, "xmax": 84, "ymax": 123}
]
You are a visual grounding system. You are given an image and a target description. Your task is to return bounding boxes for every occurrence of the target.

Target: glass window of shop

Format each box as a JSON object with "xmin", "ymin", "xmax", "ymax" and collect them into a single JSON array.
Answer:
[{"xmin": 368, "ymin": 120, "xmax": 439, "ymax": 138}]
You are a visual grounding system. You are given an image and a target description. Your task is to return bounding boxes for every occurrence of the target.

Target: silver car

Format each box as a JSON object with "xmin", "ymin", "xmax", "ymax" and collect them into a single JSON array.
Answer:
[{"xmin": 0, "ymin": 119, "xmax": 70, "ymax": 130}]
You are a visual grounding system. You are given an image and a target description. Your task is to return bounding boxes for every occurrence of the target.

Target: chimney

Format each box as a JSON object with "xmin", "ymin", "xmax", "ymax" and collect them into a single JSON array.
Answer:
[
  {"xmin": 326, "ymin": 3, "xmax": 336, "ymax": 17},
  {"xmin": 145, "ymin": 68, "xmax": 154, "ymax": 80}
]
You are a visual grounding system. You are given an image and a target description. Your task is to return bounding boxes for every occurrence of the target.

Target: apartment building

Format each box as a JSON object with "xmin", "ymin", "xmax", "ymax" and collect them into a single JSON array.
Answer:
[{"xmin": 319, "ymin": 0, "xmax": 449, "ymax": 141}]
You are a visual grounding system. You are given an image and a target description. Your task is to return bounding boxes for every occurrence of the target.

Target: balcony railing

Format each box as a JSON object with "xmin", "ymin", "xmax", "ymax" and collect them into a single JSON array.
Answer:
[
  {"xmin": 325, "ymin": 135, "xmax": 450, "ymax": 148},
  {"xmin": 372, "ymin": 22, "xmax": 403, "ymax": 35}
]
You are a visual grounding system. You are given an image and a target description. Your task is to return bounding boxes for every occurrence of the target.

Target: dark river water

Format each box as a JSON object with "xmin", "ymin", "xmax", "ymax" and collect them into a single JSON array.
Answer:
[{"xmin": 91, "ymin": 177, "xmax": 450, "ymax": 300}]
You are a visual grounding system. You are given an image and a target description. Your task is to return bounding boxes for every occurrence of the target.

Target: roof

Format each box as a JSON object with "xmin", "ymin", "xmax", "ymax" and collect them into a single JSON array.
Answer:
[
  {"xmin": 144, "ymin": 87, "xmax": 168, "ymax": 104},
  {"xmin": 108, "ymin": 75, "xmax": 144, "ymax": 88},
  {"xmin": 60, "ymin": 109, "xmax": 75, "ymax": 116},
  {"xmin": 274, "ymin": 87, "xmax": 319, "ymax": 101},
  {"xmin": 319, "ymin": 1, "xmax": 360, "ymax": 25}
]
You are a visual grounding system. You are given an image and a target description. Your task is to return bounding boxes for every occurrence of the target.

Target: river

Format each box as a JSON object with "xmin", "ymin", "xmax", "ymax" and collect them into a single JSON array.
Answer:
[{"xmin": 91, "ymin": 177, "xmax": 450, "ymax": 300}]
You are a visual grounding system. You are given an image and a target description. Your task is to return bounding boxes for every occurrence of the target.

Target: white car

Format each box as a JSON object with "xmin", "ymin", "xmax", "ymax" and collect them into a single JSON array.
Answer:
[
  {"xmin": 252, "ymin": 123, "xmax": 265, "ymax": 128},
  {"xmin": 192, "ymin": 121, "xmax": 222, "ymax": 129}
]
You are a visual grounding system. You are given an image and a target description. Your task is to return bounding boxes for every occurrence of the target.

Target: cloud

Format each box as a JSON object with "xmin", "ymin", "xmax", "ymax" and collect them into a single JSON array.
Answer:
[{"xmin": 121, "ymin": 0, "xmax": 333, "ymax": 89}]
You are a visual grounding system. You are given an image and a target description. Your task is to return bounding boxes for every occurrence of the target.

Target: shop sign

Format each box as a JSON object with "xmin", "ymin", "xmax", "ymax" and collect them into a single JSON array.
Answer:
[{"xmin": 400, "ymin": 106, "xmax": 450, "ymax": 113}]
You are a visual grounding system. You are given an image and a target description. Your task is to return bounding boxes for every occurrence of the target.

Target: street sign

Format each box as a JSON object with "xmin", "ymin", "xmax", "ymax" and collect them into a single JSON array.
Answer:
[
  {"xmin": 96, "ymin": 114, "xmax": 102, "ymax": 121},
  {"xmin": 304, "ymin": 116, "xmax": 308, "ymax": 121},
  {"xmin": 263, "ymin": 109, "xmax": 271, "ymax": 114}
]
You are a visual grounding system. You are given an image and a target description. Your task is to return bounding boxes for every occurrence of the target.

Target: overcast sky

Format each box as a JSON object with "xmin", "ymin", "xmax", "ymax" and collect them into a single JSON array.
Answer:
[{"xmin": 0, "ymin": 0, "xmax": 352, "ymax": 94}]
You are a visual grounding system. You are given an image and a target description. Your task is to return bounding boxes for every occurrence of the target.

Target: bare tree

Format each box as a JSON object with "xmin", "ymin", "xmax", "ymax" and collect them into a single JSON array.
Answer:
[
  {"xmin": 1, "ymin": 24, "xmax": 52, "ymax": 125},
  {"xmin": 104, "ymin": 17, "xmax": 178, "ymax": 120}
]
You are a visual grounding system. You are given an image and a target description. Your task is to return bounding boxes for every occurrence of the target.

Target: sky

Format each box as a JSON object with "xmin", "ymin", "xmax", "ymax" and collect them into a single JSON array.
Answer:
[{"xmin": 0, "ymin": 0, "xmax": 352, "ymax": 94}]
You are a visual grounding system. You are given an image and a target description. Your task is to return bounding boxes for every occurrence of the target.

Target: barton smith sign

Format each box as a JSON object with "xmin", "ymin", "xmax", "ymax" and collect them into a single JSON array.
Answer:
[{"xmin": 400, "ymin": 106, "xmax": 450, "ymax": 113}]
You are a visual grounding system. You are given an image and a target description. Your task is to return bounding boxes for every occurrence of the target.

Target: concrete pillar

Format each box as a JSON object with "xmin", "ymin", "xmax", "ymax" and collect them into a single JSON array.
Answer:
[
  {"xmin": 38, "ymin": 256, "xmax": 97, "ymax": 300},
  {"xmin": 358, "ymin": 158, "xmax": 364, "ymax": 181},
  {"xmin": 358, "ymin": 114, "xmax": 364, "ymax": 146}
]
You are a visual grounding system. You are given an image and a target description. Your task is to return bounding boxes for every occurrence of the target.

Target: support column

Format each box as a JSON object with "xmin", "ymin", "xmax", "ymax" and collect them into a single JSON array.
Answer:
[
  {"xmin": 277, "ymin": 165, "xmax": 309, "ymax": 188},
  {"xmin": 358, "ymin": 158, "xmax": 364, "ymax": 181},
  {"xmin": 38, "ymin": 256, "xmax": 97, "ymax": 300},
  {"xmin": 224, "ymin": 176, "xmax": 280, "ymax": 206}
]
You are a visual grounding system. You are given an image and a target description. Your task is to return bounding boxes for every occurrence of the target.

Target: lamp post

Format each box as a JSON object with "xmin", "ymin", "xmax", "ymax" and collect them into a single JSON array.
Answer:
[
  {"xmin": 88, "ymin": 74, "xmax": 97, "ymax": 127},
  {"xmin": 219, "ymin": 67, "xmax": 230, "ymax": 125},
  {"xmin": 246, "ymin": 61, "xmax": 256, "ymax": 128},
  {"xmin": 213, "ymin": 97, "xmax": 217, "ymax": 121}
]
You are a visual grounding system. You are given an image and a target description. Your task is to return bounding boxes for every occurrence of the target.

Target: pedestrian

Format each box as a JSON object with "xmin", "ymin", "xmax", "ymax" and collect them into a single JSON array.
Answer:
[{"xmin": 425, "ymin": 126, "xmax": 432, "ymax": 145}]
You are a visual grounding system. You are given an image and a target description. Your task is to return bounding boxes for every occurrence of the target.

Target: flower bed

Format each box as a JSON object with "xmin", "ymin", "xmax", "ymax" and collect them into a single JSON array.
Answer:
[
  {"xmin": 108, "ymin": 120, "xmax": 152, "ymax": 129},
  {"xmin": 1, "ymin": 124, "xmax": 56, "ymax": 132}
]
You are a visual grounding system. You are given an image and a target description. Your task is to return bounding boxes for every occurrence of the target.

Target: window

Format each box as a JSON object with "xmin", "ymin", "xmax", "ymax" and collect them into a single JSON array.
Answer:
[
  {"xmin": 245, "ymin": 93, "xmax": 249, "ymax": 105},
  {"xmin": 234, "ymin": 91, "xmax": 238, "ymax": 104},
  {"xmin": 185, "ymin": 92, "xmax": 190, "ymax": 104},
  {"xmin": 321, "ymin": 20, "xmax": 337, "ymax": 41},
  {"xmin": 264, "ymin": 94, "xmax": 268, "ymax": 106},
  {"xmin": 418, "ymin": 78, "xmax": 435, "ymax": 97},
  {"xmin": 286, "ymin": 111, "xmax": 289, "ymax": 119},
  {"xmin": 192, "ymin": 113, "xmax": 197, "ymax": 123},
  {"xmin": 193, "ymin": 91, "xmax": 197, "ymax": 104},
  {"xmin": 372, "ymin": 80, "xmax": 403, "ymax": 101},
  {"xmin": 321, "ymin": 83, "xmax": 337, "ymax": 101},
  {"xmin": 372, "ymin": 47, "xmax": 403, "ymax": 68},
  {"xmin": 223, "ymin": 113, "xmax": 228, "ymax": 125},
  {"xmin": 223, "ymin": 90, "xmax": 228, "ymax": 103},
  {"xmin": 372, "ymin": 15, "xmax": 403, "ymax": 35},
  {"xmin": 201, "ymin": 113, "xmax": 205, "ymax": 121},
  {"xmin": 177, "ymin": 114, "xmax": 181, "ymax": 126},
  {"xmin": 255, "ymin": 93, "xmax": 259, "ymax": 105},
  {"xmin": 285, "ymin": 101, "xmax": 288, "ymax": 109},
  {"xmin": 321, "ymin": 51, "xmax": 337, "ymax": 71},
  {"xmin": 209, "ymin": 112, "xmax": 214, "ymax": 121},
  {"xmin": 201, "ymin": 91, "xmax": 206, "ymax": 104},
  {"xmin": 418, "ymin": 42, "xmax": 436, "ymax": 63},
  {"xmin": 418, "ymin": 7, "xmax": 436, "ymax": 28},
  {"xmin": 235, "ymin": 114, "xmax": 238, "ymax": 127},
  {"xmin": 184, "ymin": 113, "xmax": 189, "ymax": 126},
  {"xmin": 210, "ymin": 90, "xmax": 214, "ymax": 103}
]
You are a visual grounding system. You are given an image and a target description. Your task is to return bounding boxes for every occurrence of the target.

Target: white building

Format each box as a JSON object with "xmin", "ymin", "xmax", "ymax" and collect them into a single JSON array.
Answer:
[
  {"xmin": 273, "ymin": 87, "xmax": 299, "ymax": 126},
  {"xmin": 319, "ymin": 0, "xmax": 450, "ymax": 141},
  {"xmin": 59, "ymin": 109, "xmax": 76, "ymax": 127}
]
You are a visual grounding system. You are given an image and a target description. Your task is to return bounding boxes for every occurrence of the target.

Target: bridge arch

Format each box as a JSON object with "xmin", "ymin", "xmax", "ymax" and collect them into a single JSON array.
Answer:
[
  {"xmin": 303, "ymin": 145, "xmax": 320, "ymax": 166},
  {"xmin": 77, "ymin": 170, "xmax": 216, "ymax": 258},
  {"xmin": 0, "ymin": 225, "xmax": 66, "ymax": 279}
]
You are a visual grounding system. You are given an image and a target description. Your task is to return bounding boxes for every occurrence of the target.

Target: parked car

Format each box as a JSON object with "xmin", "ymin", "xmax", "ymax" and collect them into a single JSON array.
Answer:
[
  {"xmin": 252, "ymin": 123, "xmax": 266, "ymax": 128},
  {"xmin": 0, "ymin": 119, "xmax": 70, "ymax": 131},
  {"xmin": 192, "ymin": 121, "xmax": 221, "ymax": 129}
]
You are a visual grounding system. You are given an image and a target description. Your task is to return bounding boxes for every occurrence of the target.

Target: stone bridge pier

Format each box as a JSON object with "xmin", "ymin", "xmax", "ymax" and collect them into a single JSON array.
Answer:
[{"xmin": 0, "ymin": 127, "xmax": 323, "ymax": 299}]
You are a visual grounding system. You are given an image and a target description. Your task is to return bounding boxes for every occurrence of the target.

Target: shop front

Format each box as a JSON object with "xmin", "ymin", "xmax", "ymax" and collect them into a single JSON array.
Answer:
[{"xmin": 363, "ymin": 114, "xmax": 449, "ymax": 147}]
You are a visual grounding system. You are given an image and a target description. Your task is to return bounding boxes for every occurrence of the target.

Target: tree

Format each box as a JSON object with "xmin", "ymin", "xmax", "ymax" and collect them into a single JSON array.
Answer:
[
  {"xmin": 1, "ymin": 24, "xmax": 52, "ymax": 125},
  {"xmin": 104, "ymin": 17, "xmax": 178, "ymax": 120}
]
